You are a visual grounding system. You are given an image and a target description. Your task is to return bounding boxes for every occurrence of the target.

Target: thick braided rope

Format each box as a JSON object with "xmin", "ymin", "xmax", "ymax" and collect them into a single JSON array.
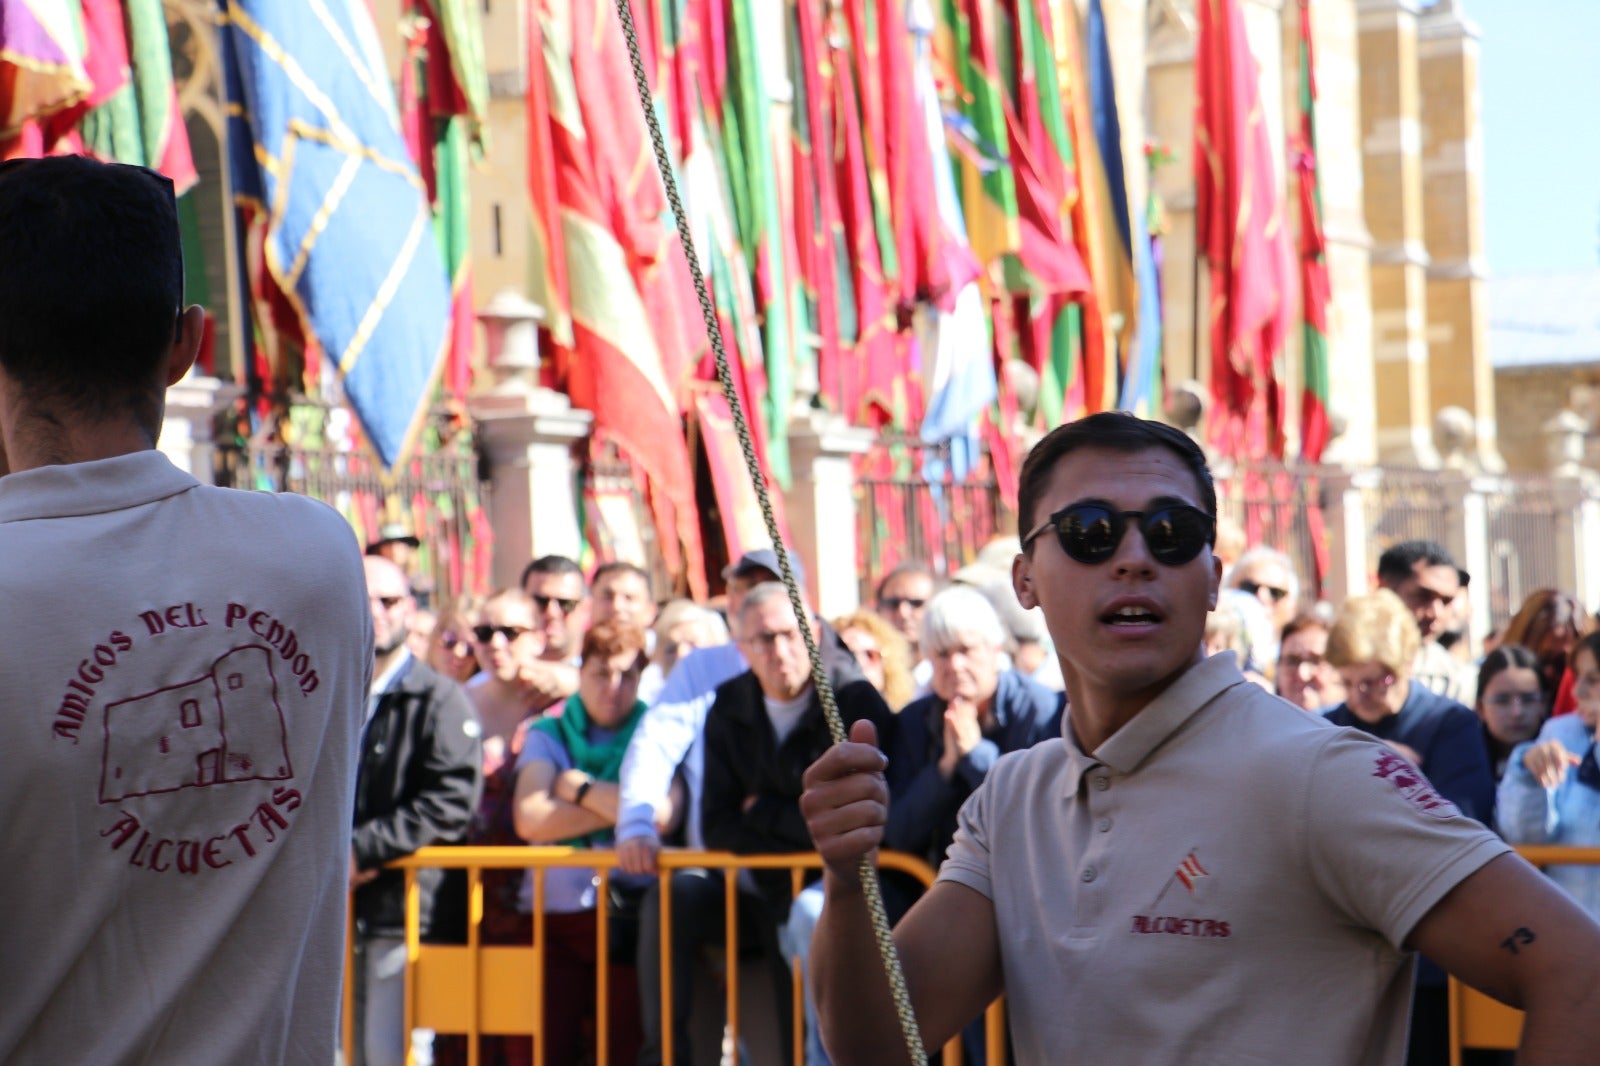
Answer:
[{"xmin": 605, "ymin": 2, "xmax": 928, "ymax": 1061}]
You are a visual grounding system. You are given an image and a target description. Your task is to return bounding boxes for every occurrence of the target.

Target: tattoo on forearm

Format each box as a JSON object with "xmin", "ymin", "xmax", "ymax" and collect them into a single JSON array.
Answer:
[{"xmin": 1499, "ymin": 927, "xmax": 1537, "ymax": 955}]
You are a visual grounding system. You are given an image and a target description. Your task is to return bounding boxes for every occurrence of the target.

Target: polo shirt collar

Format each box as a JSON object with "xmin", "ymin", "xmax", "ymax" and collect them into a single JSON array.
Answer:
[
  {"xmin": 1060, "ymin": 652, "xmax": 1248, "ymax": 793},
  {"xmin": 0, "ymin": 450, "xmax": 198, "ymax": 523}
]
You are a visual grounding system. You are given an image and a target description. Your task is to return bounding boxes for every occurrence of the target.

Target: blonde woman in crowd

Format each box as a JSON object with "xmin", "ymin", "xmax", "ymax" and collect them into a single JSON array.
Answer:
[{"xmin": 832, "ymin": 609, "xmax": 916, "ymax": 711}]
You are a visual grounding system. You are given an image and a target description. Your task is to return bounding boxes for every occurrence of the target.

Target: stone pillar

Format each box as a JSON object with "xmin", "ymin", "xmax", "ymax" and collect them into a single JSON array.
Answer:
[
  {"xmin": 160, "ymin": 371, "xmax": 240, "ymax": 484},
  {"xmin": 1319, "ymin": 467, "xmax": 1377, "ymax": 603},
  {"xmin": 1434, "ymin": 469, "xmax": 1491, "ymax": 642},
  {"xmin": 469, "ymin": 290, "xmax": 592, "ymax": 589},
  {"xmin": 1358, "ymin": 0, "xmax": 1437, "ymax": 467},
  {"xmin": 470, "ymin": 389, "xmax": 593, "ymax": 590},
  {"xmin": 1555, "ymin": 476, "xmax": 1600, "ymax": 618},
  {"xmin": 1541, "ymin": 411, "xmax": 1596, "ymax": 610},
  {"xmin": 1418, "ymin": 0, "xmax": 1500, "ymax": 471},
  {"xmin": 785, "ymin": 410, "xmax": 874, "ymax": 619}
]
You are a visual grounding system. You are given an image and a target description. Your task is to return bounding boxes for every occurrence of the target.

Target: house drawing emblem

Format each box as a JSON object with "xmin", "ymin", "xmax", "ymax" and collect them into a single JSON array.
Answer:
[{"xmin": 100, "ymin": 645, "xmax": 293, "ymax": 803}]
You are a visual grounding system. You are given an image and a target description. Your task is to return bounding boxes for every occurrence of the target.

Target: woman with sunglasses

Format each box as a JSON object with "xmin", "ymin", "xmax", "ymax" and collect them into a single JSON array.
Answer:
[
  {"xmin": 426, "ymin": 600, "xmax": 486, "ymax": 685},
  {"xmin": 1324, "ymin": 588, "xmax": 1498, "ymax": 1065}
]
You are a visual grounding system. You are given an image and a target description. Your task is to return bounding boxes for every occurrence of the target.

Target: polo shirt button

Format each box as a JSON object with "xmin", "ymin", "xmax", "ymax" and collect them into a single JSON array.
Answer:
[
  {"xmin": 1093, "ymin": 775, "xmax": 1110, "ymax": 791},
  {"xmin": 1097, "ymin": 817, "xmax": 1112, "ymax": 832},
  {"xmin": 1081, "ymin": 866, "xmax": 1097, "ymax": 883}
]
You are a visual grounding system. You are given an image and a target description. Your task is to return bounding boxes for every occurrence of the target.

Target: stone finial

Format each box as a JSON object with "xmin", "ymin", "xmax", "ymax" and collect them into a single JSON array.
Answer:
[
  {"xmin": 1433, "ymin": 405, "xmax": 1477, "ymax": 471},
  {"xmin": 477, "ymin": 289, "xmax": 546, "ymax": 395},
  {"xmin": 1544, "ymin": 410, "xmax": 1590, "ymax": 476}
]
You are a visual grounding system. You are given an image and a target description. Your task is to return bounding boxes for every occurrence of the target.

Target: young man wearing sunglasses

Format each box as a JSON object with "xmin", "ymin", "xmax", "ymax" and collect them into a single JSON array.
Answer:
[
  {"xmin": 0, "ymin": 156, "xmax": 374, "ymax": 1062},
  {"xmin": 518, "ymin": 553, "xmax": 589, "ymax": 709},
  {"xmin": 801, "ymin": 411, "xmax": 1600, "ymax": 1063}
]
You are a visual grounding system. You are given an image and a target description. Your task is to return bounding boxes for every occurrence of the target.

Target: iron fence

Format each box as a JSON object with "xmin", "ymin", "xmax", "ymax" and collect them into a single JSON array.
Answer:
[
  {"xmin": 1483, "ymin": 475, "xmax": 1564, "ymax": 630},
  {"xmin": 1360, "ymin": 468, "xmax": 1458, "ymax": 581},
  {"xmin": 1212, "ymin": 461, "xmax": 1337, "ymax": 600},
  {"xmin": 855, "ymin": 434, "xmax": 1003, "ymax": 600},
  {"xmin": 214, "ymin": 404, "xmax": 490, "ymax": 607}
]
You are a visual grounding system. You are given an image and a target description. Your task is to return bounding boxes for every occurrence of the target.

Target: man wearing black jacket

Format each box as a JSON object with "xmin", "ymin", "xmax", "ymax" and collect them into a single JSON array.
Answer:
[
  {"xmin": 352, "ymin": 556, "xmax": 482, "ymax": 1066},
  {"xmin": 701, "ymin": 581, "xmax": 893, "ymax": 1066}
]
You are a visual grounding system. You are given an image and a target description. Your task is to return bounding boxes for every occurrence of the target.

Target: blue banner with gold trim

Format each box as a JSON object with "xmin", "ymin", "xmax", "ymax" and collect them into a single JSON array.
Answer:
[{"xmin": 218, "ymin": 0, "xmax": 450, "ymax": 471}]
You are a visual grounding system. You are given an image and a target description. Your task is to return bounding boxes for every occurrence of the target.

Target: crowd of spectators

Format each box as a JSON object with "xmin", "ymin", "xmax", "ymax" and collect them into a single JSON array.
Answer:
[{"xmin": 359, "ymin": 521, "xmax": 1600, "ymax": 1066}]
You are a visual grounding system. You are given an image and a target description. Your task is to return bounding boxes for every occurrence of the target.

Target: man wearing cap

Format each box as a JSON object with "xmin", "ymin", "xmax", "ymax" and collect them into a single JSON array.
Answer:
[{"xmin": 1377, "ymin": 540, "xmax": 1478, "ymax": 703}]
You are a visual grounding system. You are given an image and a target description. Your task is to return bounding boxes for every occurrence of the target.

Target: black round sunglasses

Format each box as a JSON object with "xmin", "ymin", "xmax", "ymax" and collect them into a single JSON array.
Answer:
[{"xmin": 1022, "ymin": 501, "xmax": 1216, "ymax": 567}]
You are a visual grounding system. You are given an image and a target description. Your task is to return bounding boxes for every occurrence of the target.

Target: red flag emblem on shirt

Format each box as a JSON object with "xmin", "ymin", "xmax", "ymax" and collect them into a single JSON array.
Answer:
[{"xmin": 1174, "ymin": 851, "xmax": 1210, "ymax": 894}]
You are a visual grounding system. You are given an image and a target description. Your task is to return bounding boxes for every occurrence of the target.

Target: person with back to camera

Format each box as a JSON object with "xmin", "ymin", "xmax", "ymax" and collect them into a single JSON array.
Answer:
[
  {"xmin": 799, "ymin": 411, "xmax": 1600, "ymax": 1064},
  {"xmin": 0, "ymin": 156, "xmax": 372, "ymax": 1062}
]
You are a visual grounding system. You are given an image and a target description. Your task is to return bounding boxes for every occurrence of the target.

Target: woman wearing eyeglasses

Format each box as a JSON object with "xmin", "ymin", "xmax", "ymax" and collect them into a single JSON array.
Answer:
[
  {"xmin": 1324, "ymin": 588, "xmax": 1498, "ymax": 1066},
  {"xmin": 1323, "ymin": 590, "xmax": 1495, "ymax": 823},
  {"xmin": 1472, "ymin": 645, "xmax": 1547, "ymax": 781}
]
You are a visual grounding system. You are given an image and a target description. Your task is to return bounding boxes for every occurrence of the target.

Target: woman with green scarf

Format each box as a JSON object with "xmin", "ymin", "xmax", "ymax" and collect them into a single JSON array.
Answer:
[{"xmin": 512, "ymin": 618, "xmax": 655, "ymax": 1064}]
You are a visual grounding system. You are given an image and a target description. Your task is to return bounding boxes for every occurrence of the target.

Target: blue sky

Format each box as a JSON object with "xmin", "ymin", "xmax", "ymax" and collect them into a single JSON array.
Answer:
[{"xmin": 1473, "ymin": 0, "xmax": 1600, "ymax": 277}]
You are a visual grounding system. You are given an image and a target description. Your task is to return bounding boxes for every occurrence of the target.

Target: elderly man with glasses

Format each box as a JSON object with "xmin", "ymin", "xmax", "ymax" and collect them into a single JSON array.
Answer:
[{"xmin": 800, "ymin": 411, "xmax": 1600, "ymax": 1065}]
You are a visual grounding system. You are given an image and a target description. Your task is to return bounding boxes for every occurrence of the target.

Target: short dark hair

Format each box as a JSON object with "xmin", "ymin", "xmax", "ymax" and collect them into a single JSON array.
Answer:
[
  {"xmin": 520, "ymin": 554, "xmax": 585, "ymax": 590},
  {"xmin": 0, "ymin": 156, "xmax": 183, "ymax": 437},
  {"xmin": 593, "ymin": 560, "xmax": 651, "ymax": 593},
  {"xmin": 1017, "ymin": 412, "xmax": 1217, "ymax": 541},
  {"xmin": 1474, "ymin": 643, "xmax": 1540, "ymax": 706},
  {"xmin": 1375, "ymin": 541, "xmax": 1457, "ymax": 586},
  {"xmin": 875, "ymin": 561, "xmax": 935, "ymax": 601}
]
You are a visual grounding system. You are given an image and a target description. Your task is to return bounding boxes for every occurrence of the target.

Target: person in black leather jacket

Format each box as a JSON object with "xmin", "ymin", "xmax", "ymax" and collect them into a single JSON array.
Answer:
[
  {"xmin": 351, "ymin": 555, "xmax": 482, "ymax": 1066},
  {"xmin": 700, "ymin": 581, "xmax": 894, "ymax": 1066}
]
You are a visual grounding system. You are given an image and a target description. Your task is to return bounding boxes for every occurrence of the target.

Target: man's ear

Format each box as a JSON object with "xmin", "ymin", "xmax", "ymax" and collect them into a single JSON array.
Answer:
[
  {"xmin": 1013, "ymin": 552, "xmax": 1039, "ymax": 610},
  {"xmin": 164, "ymin": 305, "xmax": 205, "ymax": 387},
  {"xmin": 1207, "ymin": 552, "xmax": 1223, "ymax": 611}
]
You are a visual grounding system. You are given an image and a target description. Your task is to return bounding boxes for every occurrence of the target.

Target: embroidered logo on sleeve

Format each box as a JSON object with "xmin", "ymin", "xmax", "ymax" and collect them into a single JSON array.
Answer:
[{"xmin": 1372, "ymin": 751, "xmax": 1459, "ymax": 819}]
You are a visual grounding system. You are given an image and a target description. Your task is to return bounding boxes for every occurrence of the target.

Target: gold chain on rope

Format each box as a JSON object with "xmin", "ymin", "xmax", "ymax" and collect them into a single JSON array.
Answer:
[{"xmin": 606, "ymin": 0, "xmax": 928, "ymax": 1060}]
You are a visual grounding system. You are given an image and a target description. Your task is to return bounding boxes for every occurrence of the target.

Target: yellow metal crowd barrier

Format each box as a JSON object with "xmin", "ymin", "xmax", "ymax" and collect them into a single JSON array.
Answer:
[
  {"xmin": 347, "ymin": 842, "xmax": 1598, "ymax": 1065},
  {"xmin": 1447, "ymin": 845, "xmax": 1600, "ymax": 1066},
  {"xmin": 344, "ymin": 847, "xmax": 1006, "ymax": 1066}
]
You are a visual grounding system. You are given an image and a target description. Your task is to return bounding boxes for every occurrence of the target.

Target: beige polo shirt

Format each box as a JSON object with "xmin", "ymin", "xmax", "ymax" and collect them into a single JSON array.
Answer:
[{"xmin": 938, "ymin": 652, "xmax": 1510, "ymax": 1065}]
